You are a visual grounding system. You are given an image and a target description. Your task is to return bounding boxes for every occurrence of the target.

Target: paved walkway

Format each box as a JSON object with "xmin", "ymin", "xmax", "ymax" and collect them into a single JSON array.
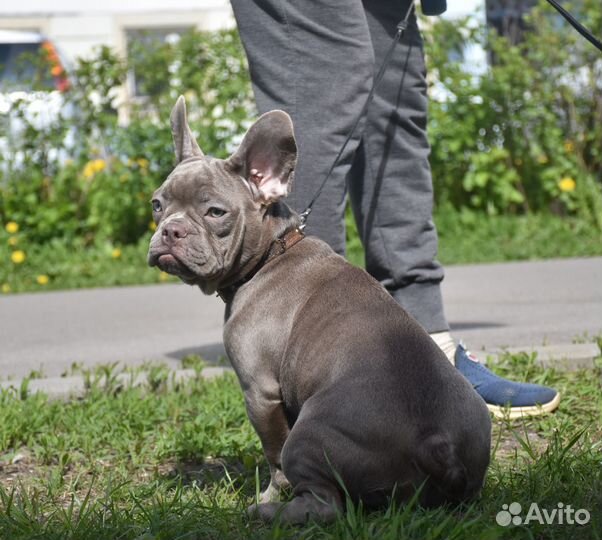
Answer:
[{"xmin": 1, "ymin": 257, "xmax": 601, "ymax": 380}]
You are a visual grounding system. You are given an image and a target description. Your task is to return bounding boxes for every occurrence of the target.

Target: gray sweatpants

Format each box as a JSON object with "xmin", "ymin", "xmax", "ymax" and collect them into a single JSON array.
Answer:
[{"xmin": 230, "ymin": 0, "xmax": 449, "ymax": 333}]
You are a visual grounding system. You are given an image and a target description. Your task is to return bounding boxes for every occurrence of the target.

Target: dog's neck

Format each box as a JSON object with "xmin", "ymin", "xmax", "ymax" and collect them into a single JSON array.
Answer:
[{"xmin": 215, "ymin": 201, "xmax": 303, "ymax": 303}]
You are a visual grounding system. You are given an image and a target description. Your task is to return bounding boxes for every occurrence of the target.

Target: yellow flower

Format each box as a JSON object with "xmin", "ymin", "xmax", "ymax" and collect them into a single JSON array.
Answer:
[
  {"xmin": 149, "ymin": 221, "xmax": 157, "ymax": 231},
  {"xmin": 82, "ymin": 162, "xmax": 94, "ymax": 179},
  {"xmin": 537, "ymin": 154, "xmax": 549, "ymax": 164},
  {"xmin": 11, "ymin": 250, "xmax": 26, "ymax": 264},
  {"xmin": 82, "ymin": 159, "xmax": 106, "ymax": 179},
  {"xmin": 136, "ymin": 158, "xmax": 149, "ymax": 170},
  {"xmin": 36, "ymin": 274, "xmax": 50, "ymax": 285},
  {"xmin": 159, "ymin": 271, "xmax": 169, "ymax": 282},
  {"xmin": 1, "ymin": 283, "xmax": 10, "ymax": 294},
  {"xmin": 564, "ymin": 140, "xmax": 575, "ymax": 153},
  {"xmin": 558, "ymin": 177, "xmax": 576, "ymax": 192},
  {"xmin": 111, "ymin": 248, "xmax": 122, "ymax": 259},
  {"xmin": 8, "ymin": 236, "xmax": 18, "ymax": 246},
  {"xmin": 5, "ymin": 221, "xmax": 19, "ymax": 234}
]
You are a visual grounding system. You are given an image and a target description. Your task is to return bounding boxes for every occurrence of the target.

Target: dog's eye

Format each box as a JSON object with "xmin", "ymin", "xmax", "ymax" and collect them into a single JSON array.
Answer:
[
  {"xmin": 151, "ymin": 199, "xmax": 162, "ymax": 213},
  {"xmin": 207, "ymin": 207, "xmax": 227, "ymax": 218}
]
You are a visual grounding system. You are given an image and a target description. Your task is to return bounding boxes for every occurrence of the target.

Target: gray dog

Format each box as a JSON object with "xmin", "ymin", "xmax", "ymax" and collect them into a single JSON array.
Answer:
[{"xmin": 148, "ymin": 97, "xmax": 491, "ymax": 524}]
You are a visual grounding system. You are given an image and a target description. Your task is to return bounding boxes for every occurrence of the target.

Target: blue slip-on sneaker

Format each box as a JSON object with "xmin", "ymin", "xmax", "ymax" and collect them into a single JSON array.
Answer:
[{"xmin": 455, "ymin": 343, "xmax": 560, "ymax": 419}]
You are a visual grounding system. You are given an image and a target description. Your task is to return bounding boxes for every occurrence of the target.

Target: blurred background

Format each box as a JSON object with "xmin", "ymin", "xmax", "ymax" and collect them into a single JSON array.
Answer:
[{"xmin": 1, "ymin": 0, "xmax": 601, "ymax": 293}]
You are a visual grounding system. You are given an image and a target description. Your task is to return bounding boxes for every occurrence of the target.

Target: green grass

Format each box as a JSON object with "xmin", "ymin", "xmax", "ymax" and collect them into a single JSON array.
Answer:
[
  {"xmin": 346, "ymin": 207, "xmax": 602, "ymax": 268},
  {"xmin": 1, "ymin": 355, "xmax": 601, "ymax": 539},
  {"xmin": 2, "ymin": 210, "xmax": 602, "ymax": 294},
  {"xmin": 0, "ymin": 233, "xmax": 177, "ymax": 294},
  {"xmin": 435, "ymin": 209, "xmax": 602, "ymax": 265}
]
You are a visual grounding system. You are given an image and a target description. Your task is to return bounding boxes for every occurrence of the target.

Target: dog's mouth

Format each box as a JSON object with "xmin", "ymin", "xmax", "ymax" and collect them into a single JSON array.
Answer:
[
  {"xmin": 156, "ymin": 253, "xmax": 177, "ymax": 266},
  {"xmin": 148, "ymin": 250, "xmax": 198, "ymax": 281}
]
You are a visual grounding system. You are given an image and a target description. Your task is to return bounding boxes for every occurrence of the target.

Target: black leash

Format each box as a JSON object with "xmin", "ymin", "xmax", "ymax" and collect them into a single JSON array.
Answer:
[
  {"xmin": 546, "ymin": 0, "xmax": 602, "ymax": 53},
  {"xmin": 298, "ymin": 0, "xmax": 416, "ymax": 229},
  {"xmin": 297, "ymin": 0, "xmax": 602, "ymax": 230}
]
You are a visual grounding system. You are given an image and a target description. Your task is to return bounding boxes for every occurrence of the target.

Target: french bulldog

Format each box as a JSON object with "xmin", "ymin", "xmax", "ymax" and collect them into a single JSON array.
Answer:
[{"xmin": 148, "ymin": 96, "xmax": 491, "ymax": 524}]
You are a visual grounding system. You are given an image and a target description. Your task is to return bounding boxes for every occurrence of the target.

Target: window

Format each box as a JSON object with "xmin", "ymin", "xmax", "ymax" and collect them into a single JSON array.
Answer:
[
  {"xmin": 126, "ymin": 27, "xmax": 189, "ymax": 98},
  {"xmin": 0, "ymin": 37, "xmax": 68, "ymax": 92}
]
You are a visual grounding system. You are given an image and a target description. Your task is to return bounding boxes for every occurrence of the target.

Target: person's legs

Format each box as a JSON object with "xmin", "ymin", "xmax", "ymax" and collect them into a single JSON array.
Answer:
[
  {"xmin": 231, "ymin": 0, "xmax": 559, "ymax": 417},
  {"xmin": 230, "ymin": 0, "xmax": 375, "ymax": 255},
  {"xmin": 347, "ymin": 1, "xmax": 558, "ymax": 416},
  {"xmin": 347, "ymin": 0, "xmax": 447, "ymax": 333}
]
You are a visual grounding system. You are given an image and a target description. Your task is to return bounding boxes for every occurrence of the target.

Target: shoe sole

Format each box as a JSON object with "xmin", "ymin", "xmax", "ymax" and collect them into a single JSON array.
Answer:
[{"xmin": 486, "ymin": 392, "xmax": 561, "ymax": 419}]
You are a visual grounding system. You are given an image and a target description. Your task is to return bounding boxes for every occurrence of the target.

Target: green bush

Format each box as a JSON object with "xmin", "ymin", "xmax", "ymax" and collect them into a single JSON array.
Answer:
[
  {"xmin": 0, "ymin": 28, "xmax": 254, "ymax": 248},
  {"xmin": 425, "ymin": 0, "xmax": 602, "ymax": 225},
  {"xmin": 1, "ymin": 4, "xmax": 601, "ymax": 293}
]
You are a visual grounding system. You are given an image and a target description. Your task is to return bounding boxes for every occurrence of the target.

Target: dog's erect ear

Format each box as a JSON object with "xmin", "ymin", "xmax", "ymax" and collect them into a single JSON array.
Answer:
[
  {"xmin": 170, "ymin": 96, "xmax": 204, "ymax": 163},
  {"xmin": 227, "ymin": 110, "xmax": 297, "ymax": 204}
]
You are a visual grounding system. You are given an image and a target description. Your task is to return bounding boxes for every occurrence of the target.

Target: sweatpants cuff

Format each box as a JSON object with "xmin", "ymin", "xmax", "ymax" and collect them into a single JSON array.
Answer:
[{"xmin": 389, "ymin": 281, "xmax": 449, "ymax": 334}]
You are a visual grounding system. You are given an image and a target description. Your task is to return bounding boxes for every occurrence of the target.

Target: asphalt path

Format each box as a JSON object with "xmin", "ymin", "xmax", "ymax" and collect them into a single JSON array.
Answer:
[{"xmin": 1, "ymin": 257, "xmax": 601, "ymax": 379}]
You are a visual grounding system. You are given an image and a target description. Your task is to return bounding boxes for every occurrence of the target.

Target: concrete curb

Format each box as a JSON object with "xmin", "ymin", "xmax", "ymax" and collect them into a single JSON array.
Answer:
[
  {"xmin": 486, "ymin": 342, "xmax": 601, "ymax": 371},
  {"xmin": 0, "ymin": 366, "xmax": 234, "ymax": 400},
  {"xmin": 0, "ymin": 342, "xmax": 599, "ymax": 401}
]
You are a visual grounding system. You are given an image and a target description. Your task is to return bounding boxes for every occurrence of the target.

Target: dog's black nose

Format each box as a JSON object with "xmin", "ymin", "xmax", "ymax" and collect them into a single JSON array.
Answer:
[{"xmin": 162, "ymin": 222, "xmax": 188, "ymax": 245}]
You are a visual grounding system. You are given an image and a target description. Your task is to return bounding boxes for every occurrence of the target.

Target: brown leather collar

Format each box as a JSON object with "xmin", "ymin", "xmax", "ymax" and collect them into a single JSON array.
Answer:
[{"xmin": 216, "ymin": 228, "xmax": 305, "ymax": 303}]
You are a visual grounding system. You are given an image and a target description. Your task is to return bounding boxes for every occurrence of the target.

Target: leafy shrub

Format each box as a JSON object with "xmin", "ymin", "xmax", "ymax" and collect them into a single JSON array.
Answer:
[
  {"xmin": 0, "ymin": 28, "xmax": 254, "ymax": 247},
  {"xmin": 1, "ymin": 1, "xmax": 601, "ymax": 282},
  {"xmin": 425, "ymin": 0, "xmax": 602, "ymax": 225}
]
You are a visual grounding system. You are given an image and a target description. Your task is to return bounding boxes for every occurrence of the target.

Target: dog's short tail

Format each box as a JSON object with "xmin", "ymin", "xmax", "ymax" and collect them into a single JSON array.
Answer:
[{"xmin": 415, "ymin": 433, "xmax": 471, "ymax": 507}]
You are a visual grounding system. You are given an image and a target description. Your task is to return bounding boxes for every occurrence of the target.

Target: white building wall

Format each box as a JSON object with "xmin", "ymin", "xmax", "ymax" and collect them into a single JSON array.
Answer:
[
  {"xmin": 2, "ymin": 0, "xmax": 488, "ymax": 65},
  {"xmin": 0, "ymin": 0, "xmax": 234, "ymax": 62},
  {"xmin": 47, "ymin": 15, "xmax": 113, "ymax": 60}
]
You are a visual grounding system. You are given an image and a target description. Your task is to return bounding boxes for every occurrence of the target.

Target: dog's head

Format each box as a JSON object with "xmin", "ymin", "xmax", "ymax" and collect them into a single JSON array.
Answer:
[{"xmin": 147, "ymin": 96, "xmax": 298, "ymax": 294}]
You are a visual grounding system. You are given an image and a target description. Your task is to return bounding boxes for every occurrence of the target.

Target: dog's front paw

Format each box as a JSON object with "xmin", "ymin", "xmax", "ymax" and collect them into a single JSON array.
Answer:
[
  {"xmin": 259, "ymin": 469, "xmax": 290, "ymax": 503},
  {"xmin": 247, "ymin": 502, "xmax": 283, "ymax": 523},
  {"xmin": 248, "ymin": 496, "xmax": 339, "ymax": 525},
  {"xmin": 259, "ymin": 481, "xmax": 283, "ymax": 503}
]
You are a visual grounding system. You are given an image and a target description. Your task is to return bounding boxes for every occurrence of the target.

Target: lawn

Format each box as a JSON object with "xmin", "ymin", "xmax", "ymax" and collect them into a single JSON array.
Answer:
[
  {"xmin": 346, "ymin": 208, "xmax": 602, "ymax": 268},
  {"xmin": 3, "ymin": 209, "xmax": 602, "ymax": 294},
  {"xmin": 1, "ymin": 353, "xmax": 601, "ymax": 540},
  {"xmin": 2, "ymin": 201, "xmax": 601, "ymax": 538}
]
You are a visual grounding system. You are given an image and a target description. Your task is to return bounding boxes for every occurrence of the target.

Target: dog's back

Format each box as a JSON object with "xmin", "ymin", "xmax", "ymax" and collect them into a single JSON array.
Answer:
[{"xmin": 269, "ymin": 237, "xmax": 491, "ymax": 509}]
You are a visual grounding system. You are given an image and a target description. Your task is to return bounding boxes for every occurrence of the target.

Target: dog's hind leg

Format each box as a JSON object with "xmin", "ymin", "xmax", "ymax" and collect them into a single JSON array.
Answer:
[
  {"xmin": 255, "ymin": 414, "xmax": 346, "ymax": 524},
  {"xmin": 248, "ymin": 485, "xmax": 342, "ymax": 524},
  {"xmin": 247, "ymin": 410, "xmax": 345, "ymax": 524}
]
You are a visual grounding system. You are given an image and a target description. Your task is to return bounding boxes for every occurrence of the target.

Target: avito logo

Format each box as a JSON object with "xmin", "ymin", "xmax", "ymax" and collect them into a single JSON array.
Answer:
[{"xmin": 496, "ymin": 502, "xmax": 590, "ymax": 527}]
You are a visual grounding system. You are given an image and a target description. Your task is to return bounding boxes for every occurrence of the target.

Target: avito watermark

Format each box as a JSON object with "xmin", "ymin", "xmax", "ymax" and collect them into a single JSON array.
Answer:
[{"xmin": 496, "ymin": 502, "xmax": 590, "ymax": 527}]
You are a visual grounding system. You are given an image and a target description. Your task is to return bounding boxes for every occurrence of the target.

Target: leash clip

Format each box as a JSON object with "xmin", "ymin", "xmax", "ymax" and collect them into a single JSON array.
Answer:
[
  {"xmin": 397, "ymin": 19, "xmax": 409, "ymax": 32},
  {"xmin": 298, "ymin": 207, "xmax": 312, "ymax": 231}
]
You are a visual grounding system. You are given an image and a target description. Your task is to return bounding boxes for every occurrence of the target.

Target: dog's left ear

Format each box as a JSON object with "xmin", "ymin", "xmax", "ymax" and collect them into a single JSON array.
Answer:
[
  {"xmin": 227, "ymin": 110, "xmax": 297, "ymax": 205},
  {"xmin": 171, "ymin": 96, "xmax": 204, "ymax": 163}
]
